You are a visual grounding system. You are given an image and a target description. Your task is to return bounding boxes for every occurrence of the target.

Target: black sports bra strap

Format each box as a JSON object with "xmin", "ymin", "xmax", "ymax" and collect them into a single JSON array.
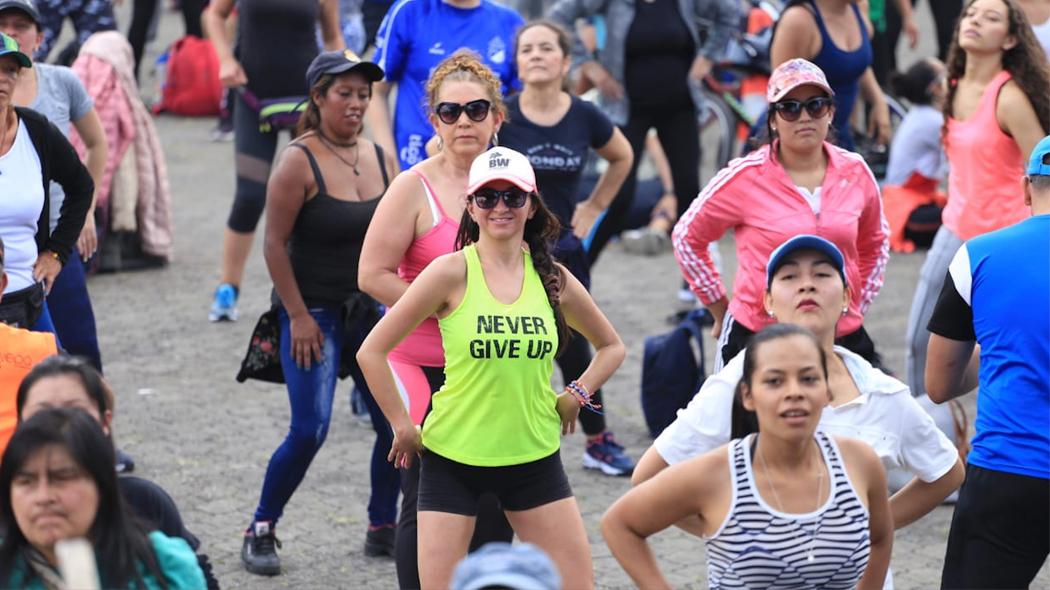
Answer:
[
  {"xmin": 374, "ymin": 143, "xmax": 389, "ymax": 188},
  {"xmin": 290, "ymin": 143, "xmax": 328, "ymax": 196}
]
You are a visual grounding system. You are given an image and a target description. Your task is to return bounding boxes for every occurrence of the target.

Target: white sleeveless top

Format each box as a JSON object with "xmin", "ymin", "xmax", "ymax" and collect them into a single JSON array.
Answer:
[
  {"xmin": 0, "ymin": 119, "xmax": 44, "ymax": 293},
  {"xmin": 706, "ymin": 432, "xmax": 871, "ymax": 589}
]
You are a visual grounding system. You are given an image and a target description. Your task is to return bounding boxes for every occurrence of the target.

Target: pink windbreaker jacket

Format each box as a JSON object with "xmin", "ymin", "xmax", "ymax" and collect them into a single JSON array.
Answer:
[{"xmin": 673, "ymin": 141, "xmax": 889, "ymax": 337}]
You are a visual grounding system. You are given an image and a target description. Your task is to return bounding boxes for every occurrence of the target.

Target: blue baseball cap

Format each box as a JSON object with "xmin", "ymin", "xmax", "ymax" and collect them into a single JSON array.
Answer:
[
  {"xmin": 767, "ymin": 235, "xmax": 846, "ymax": 287},
  {"xmin": 450, "ymin": 542, "xmax": 560, "ymax": 590},
  {"xmin": 306, "ymin": 49, "xmax": 383, "ymax": 89},
  {"xmin": 0, "ymin": 32, "xmax": 31, "ymax": 69},
  {"xmin": 1026, "ymin": 135, "xmax": 1050, "ymax": 176}
]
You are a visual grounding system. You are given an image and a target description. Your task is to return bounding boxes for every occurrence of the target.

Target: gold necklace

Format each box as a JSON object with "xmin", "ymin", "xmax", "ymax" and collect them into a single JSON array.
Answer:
[
  {"xmin": 756, "ymin": 435, "xmax": 826, "ymax": 563},
  {"xmin": 316, "ymin": 130, "xmax": 360, "ymax": 176}
]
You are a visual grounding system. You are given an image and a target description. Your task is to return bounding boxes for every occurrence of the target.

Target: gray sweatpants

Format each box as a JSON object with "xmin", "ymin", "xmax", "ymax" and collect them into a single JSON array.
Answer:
[{"xmin": 905, "ymin": 226, "xmax": 965, "ymax": 397}]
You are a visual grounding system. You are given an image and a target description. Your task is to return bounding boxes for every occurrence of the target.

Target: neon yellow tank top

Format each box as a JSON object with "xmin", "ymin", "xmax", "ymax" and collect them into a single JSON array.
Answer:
[{"xmin": 422, "ymin": 244, "xmax": 561, "ymax": 466}]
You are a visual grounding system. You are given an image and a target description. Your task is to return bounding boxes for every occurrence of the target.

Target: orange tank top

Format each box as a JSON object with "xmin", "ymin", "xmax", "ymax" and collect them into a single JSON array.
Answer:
[
  {"xmin": 0, "ymin": 324, "xmax": 58, "ymax": 455},
  {"xmin": 942, "ymin": 71, "xmax": 1027, "ymax": 240}
]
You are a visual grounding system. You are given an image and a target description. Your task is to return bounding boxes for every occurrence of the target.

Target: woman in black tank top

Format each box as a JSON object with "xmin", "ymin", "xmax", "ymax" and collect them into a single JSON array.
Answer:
[{"xmin": 238, "ymin": 52, "xmax": 399, "ymax": 577}]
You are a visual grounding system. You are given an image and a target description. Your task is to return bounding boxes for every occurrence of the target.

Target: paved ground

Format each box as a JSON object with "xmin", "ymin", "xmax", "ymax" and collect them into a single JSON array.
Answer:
[{"xmin": 68, "ymin": 1, "xmax": 1050, "ymax": 588}]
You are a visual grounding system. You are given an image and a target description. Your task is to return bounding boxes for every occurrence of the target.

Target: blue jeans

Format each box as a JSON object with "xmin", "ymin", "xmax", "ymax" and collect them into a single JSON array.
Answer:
[
  {"xmin": 254, "ymin": 305, "xmax": 399, "ymax": 527},
  {"xmin": 46, "ymin": 255, "xmax": 102, "ymax": 371}
]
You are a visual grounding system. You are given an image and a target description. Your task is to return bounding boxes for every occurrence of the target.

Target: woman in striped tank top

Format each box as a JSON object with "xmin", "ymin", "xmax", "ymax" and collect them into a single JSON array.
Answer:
[{"xmin": 602, "ymin": 324, "xmax": 892, "ymax": 589}]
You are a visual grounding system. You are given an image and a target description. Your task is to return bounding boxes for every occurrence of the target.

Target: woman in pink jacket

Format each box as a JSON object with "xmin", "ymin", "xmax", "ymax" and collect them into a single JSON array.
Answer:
[{"xmin": 673, "ymin": 58, "xmax": 889, "ymax": 371}]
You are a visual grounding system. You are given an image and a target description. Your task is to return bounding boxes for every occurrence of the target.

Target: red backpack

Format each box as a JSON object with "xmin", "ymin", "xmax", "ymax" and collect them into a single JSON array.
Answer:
[{"xmin": 153, "ymin": 35, "xmax": 221, "ymax": 116}]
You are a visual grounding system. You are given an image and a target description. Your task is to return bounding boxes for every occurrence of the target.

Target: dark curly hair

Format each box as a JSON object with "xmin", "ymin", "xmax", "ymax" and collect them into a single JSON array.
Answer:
[
  {"xmin": 943, "ymin": 0, "xmax": 1050, "ymax": 140},
  {"xmin": 454, "ymin": 191, "xmax": 570, "ymax": 357}
]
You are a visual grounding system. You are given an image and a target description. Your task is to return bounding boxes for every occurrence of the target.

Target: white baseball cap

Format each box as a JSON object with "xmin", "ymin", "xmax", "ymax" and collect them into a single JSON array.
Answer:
[{"xmin": 467, "ymin": 147, "xmax": 537, "ymax": 195}]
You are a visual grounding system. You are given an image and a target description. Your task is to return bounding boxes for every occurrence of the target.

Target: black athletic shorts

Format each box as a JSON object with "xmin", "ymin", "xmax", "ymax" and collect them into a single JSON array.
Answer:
[{"xmin": 418, "ymin": 449, "xmax": 573, "ymax": 515}]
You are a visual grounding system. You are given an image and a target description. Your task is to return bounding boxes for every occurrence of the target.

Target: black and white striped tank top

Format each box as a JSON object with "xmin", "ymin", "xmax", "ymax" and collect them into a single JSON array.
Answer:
[{"xmin": 706, "ymin": 432, "xmax": 871, "ymax": 589}]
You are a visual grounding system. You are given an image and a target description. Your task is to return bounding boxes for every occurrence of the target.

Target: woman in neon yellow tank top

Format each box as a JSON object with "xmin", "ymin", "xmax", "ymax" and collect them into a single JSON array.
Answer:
[{"xmin": 359, "ymin": 147, "xmax": 625, "ymax": 589}]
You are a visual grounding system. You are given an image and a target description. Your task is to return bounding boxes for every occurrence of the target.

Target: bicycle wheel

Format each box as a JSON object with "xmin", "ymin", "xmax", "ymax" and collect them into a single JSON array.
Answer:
[{"xmin": 697, "ymin": 88, "xmax": 736, "ymax": 183}]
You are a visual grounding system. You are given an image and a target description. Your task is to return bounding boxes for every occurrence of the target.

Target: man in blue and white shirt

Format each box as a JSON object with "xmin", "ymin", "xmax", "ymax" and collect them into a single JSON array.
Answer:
[
  {"xmin": 926, "ymin": 134, "xmax": 1050, "ymax": 589},
  {"xmin": 368, "ymin": 0, "xmax": 523, "ymax": 170}
]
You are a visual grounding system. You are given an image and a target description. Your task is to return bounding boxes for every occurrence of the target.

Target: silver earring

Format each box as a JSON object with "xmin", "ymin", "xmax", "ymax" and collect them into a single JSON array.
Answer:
[
  {"xmin": 842, "ymin": 307, "xmax": 849, "ymax": 316},
  {"xmin": 437, "ymin": 136, "xmax": 444, "ymax": 151},
  {"xmin": 491, "ymin": 131, "xmax": 499, "ymax": 146},
  {"xmin": 767, "ymin": 310, "xmax": 775, "ymax": 319}
]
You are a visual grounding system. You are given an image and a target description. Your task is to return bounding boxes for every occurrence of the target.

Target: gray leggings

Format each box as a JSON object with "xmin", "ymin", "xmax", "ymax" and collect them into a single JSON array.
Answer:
[{"xmin": 905, "ymin": 226, "xmax": 964, "ymax": 397}]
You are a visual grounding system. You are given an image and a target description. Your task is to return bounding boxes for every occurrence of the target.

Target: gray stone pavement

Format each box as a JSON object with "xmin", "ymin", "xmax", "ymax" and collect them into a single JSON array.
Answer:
[{"xmin": 69, "ymin": 1, "xmax": 1049, "ymax": 588}]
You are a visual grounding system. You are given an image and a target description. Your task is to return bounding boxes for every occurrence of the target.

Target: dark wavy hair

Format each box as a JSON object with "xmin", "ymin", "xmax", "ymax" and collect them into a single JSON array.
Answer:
[
  {"xmin": 16, "ymin": 355, "xmax": 113, "ymax": 421},
  {"xmin": 891, "ymin": 58, "xmax": 944, "ymax": 106},
  {"xmin": 0, "ymin": 409, "xmax": 166, "ymax": 589},
  {"xmin": 729, "ymin": 324, "xmax": 829, "ymax": 439},
  {"xmin": 455, "ymin": 190, "xmax": 570, "ymax": 357},
  {"xmin": 943, "ymin": 0, "xmax": 1050, "ymax": 140},
  {"xmin": 296, "ymin": 72, "xmax": 373, "ymax": 138}
]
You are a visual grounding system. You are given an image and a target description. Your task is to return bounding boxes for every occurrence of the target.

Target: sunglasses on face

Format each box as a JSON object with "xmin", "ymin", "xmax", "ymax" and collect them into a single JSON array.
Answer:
[
  {"xmin": 434, "ymin": 99, "xmax": 492, "ymax": 125},
  {"xmin": 772, "ymin": 96, "xmax": 834, "ymax": 122},
  {"xmin": 471, "ymin": 187, "xmax": 530, "ymax": 209}
]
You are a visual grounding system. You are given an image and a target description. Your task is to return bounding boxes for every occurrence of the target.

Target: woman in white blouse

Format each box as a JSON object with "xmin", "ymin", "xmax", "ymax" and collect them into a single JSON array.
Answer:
[{"xmin": 634, "ymin": 235, "xmax": 964, "ymax": 535}]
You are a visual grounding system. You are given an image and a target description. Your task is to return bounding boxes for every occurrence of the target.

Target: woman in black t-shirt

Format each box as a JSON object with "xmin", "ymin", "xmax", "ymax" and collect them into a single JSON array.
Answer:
[{"xmin": 500, "ymin": 20, "xmax": 636, "ymax": 477}]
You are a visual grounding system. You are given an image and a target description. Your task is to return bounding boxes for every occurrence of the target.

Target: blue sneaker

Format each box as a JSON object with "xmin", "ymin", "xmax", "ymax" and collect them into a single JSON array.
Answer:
[
  {"xmin": 583, "ymin": 431, "xmax": 635, "ymax": 476},
  {"xmin": 209, "ymin": 283, "xmax": 239, "ymax": 322}
]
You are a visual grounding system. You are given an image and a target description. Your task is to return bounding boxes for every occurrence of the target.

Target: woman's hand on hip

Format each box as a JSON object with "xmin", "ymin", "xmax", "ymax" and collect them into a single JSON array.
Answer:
[
  {"xmin": 290, "ymin": 312, "xmax": 325, "ymax": 370},
  {"xmin": 557, "ymin": 391, "xmax": 581, "ymax": 435},
  {"xmin": 582, "ymin": 61, "xmax": 624, "ymax": 101},
  {"xmin": 33, "ymin": 252, "xmax": 62, "ymax": 295},
  {"xmin": 389, "ymin": 424, "xmax": 423, "ymax": 468},
  {"xmin": 571, "ymin": 200, "xmax": 604, "ymax": 239},
  {"xmin": 76, "ymin": 216, "xmax": 97, "ymax": 262},
  {"xmin": 219, "ymin": 57, "xmax": 248, "ymax": 88}
]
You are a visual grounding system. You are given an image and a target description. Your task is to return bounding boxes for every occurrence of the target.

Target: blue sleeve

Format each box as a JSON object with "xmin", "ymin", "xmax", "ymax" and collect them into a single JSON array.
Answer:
[
  {"xmin": 374, "ymin": 0, "xmax": 414, "ymax": 82},
  {"xmin": 583, "ymin": 100, "xmax": 614, "ymax": 148},
  {"xmin": 502, "ymin": 11, "xmax": 525, "ymax": 92},
  {"xmin": 61, "ymin": 67, "xmax": 94, "ymax": 121}
]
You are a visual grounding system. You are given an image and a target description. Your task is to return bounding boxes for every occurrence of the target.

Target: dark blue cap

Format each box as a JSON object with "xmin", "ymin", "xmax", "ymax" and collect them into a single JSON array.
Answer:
[
  {"xmin": 306, "ymin": 49, "xmax": 383, "ymax": 89},
  {"xmin": 766, "ymin": 234, "xmax": 846, "ymax": 287},
  {"xmin": 0, "ymin": 0, "xmax": 39, "ymax": 24}
]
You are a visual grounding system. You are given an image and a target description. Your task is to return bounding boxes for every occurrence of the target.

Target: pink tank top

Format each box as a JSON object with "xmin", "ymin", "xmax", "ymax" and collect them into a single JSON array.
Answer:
[
  {"xmin": 390, "ymin": 170, "xmax": 460, "ymax": 367},
  {"xmin": 942, "ymin": 71, "xmax": 1027, "ymax": 241}
]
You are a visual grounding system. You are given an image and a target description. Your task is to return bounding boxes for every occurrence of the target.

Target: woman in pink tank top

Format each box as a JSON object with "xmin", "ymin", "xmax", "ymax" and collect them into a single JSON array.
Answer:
[
  {"xmin": 358, "ymin": 50, "xmax": 514, "ymax": 589},
  {"xmin": 905, "ymin": 0, "xmax": 1049, "ymax": 409}
]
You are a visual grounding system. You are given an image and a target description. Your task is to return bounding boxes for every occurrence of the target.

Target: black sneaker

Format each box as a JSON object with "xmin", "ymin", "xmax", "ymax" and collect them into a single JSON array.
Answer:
[
  {"xmin": 364, "ymin": 525, "xmax": 396, "ymax": 557},
  {"xmin": 242, "ymin": 521, "xmax": 281, "ymax": 576}
]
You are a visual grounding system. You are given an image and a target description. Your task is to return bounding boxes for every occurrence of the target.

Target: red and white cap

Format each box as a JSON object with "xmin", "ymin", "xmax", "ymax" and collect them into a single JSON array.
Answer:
[{"xmin": 467, "ymin": 147, "xmax": 537, "ymax": 195}]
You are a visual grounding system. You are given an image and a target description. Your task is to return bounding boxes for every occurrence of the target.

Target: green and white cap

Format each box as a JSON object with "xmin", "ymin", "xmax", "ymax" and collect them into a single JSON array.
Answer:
[{"xmin": 0, "ymin": 32, "xmax": 31, "ymax": 68}]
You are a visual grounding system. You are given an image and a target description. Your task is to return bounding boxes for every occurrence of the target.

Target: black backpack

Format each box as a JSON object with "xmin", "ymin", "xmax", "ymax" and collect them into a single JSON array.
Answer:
[{"xmin": 640, "ymin": 310, "xmax": 707, "ymax": 438}]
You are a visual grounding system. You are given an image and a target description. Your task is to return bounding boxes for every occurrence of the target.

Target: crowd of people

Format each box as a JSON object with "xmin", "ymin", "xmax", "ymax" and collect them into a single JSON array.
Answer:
[{"xmin": 0, "ymin": 0, "xmax": 1046, "ymax": 588}]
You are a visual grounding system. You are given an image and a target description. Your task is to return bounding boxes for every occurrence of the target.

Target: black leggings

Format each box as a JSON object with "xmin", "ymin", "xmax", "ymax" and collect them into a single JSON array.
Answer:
[
  {"xmin": 396, "ymin": 366, "xmax": 514, "ymax": 590},
  {"xmin": 128, "ymin": 0, "xmax": 205, "ymax": 81},
  {"xmin": 227, "ymin": 92, "xmax": 282, "ymax": 234},
  {"xmin": 587, "ymin": 102, "xmax": 700, "ymax": 265}
]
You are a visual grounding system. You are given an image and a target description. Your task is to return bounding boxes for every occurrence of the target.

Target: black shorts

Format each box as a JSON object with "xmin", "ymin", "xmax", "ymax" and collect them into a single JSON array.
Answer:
[{"xmin": 418, "ymin": 449, "xmax": 573, "ymax": 515}]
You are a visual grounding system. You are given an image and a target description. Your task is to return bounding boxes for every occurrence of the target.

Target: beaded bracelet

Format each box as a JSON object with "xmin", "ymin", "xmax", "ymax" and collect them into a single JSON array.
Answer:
[{"xmin": 566, "ymin": 380, "xmax": 603, "ymax": 414}]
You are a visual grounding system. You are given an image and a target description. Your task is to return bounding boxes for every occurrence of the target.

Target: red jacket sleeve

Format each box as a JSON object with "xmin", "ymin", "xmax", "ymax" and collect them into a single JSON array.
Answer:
[{"xmin": 672, "ymin": 167, "xmax": 745, "ymax": 305}]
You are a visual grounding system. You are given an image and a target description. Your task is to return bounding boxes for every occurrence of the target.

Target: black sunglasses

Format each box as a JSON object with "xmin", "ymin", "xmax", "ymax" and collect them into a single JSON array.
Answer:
[
  {"xmin": 434, "ymin": 99, "xmax": 492, "ymax": 125},
  {"xmin": 471, "ymin": 187, "xmax": 530, "ymax": 209},
  {"xmin": 772, "ymin": 96, "xmax": 834, "ymax": 122}
]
